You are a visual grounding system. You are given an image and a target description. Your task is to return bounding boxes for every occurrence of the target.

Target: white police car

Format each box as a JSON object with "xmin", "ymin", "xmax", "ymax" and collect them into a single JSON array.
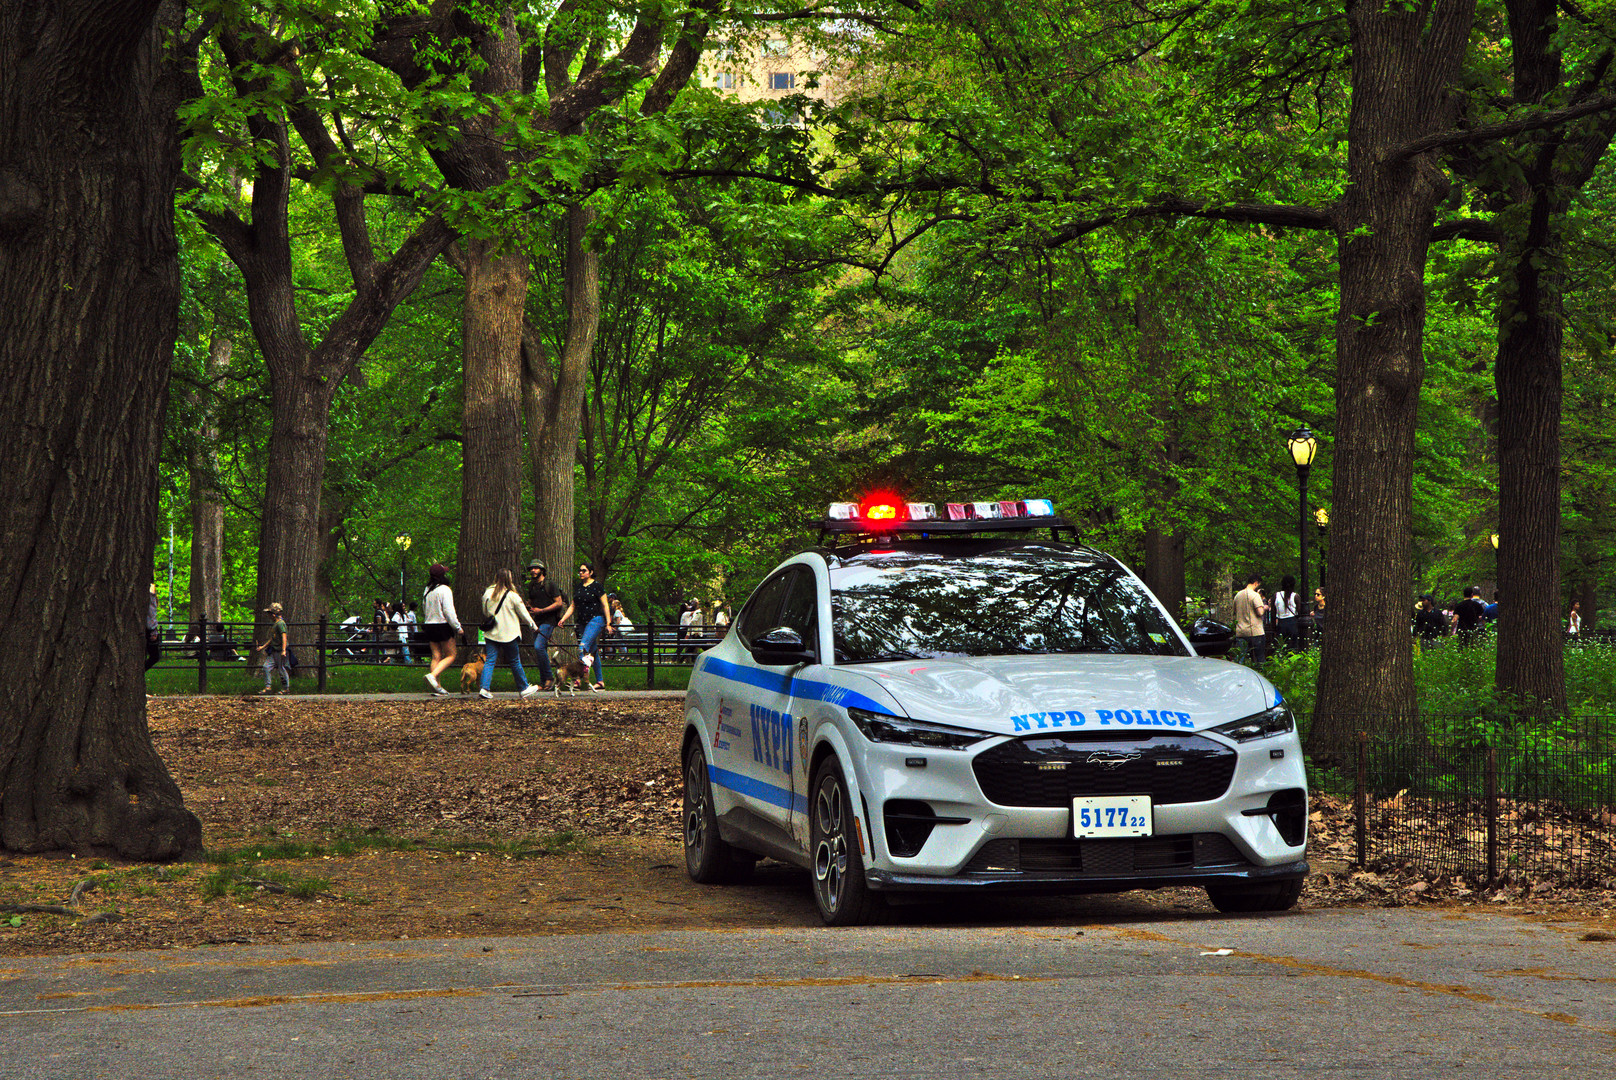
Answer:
[{"xmin": 681, "ymin": 497, "xmax": 1308, "ymax": 925}]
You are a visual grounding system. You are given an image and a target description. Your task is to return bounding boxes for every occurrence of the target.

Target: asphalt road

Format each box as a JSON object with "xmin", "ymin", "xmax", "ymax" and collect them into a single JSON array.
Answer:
[{"xmin": 3, "ymin": 906, "xmax": 1612, "ymax": 1078}]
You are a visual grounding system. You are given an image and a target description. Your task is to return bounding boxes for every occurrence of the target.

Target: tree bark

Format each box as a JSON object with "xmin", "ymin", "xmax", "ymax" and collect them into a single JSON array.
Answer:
[
  {"xmin": 456, "ymin": 238, "xmax": 531, "ymax": 620},
  {"xmin": 187, "ymin": 332, "xmax": 229, "ymax": 624},
  {"xmin": 1310, "ymin": 0, "xmax": 1476, "ymax": 749},
  {"xmin": 0, "ymin": 0, "xmax": 201, "ymax": 857},
  {"xmin": 528, "ymin": 204, "xmax": 601, "ymax": 583}
]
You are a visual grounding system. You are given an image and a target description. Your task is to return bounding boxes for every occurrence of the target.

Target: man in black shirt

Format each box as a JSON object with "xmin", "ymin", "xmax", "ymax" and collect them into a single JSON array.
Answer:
[
  {"xmin": 1451, "ymin": 585, "xmax": 1488, "ymax": 647},
  {"xmin": 526, "ymin": 560, "xmax": 566, "ymax": 689}
]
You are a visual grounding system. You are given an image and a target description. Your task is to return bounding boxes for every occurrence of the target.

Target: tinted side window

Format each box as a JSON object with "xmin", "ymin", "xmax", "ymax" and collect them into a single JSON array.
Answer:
[
  {"xmin": 776, "ymin": 568, "xmax": 819, "ymax": 658},
  {"xmin": 737, "ymin": 571, "xmax": 793, "ymax": 644}
]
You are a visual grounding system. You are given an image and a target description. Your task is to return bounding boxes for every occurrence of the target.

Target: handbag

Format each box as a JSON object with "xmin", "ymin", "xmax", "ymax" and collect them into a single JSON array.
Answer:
[{"xmin": 479, "ymin": 588, "xmax": 508, "ymax": 633}]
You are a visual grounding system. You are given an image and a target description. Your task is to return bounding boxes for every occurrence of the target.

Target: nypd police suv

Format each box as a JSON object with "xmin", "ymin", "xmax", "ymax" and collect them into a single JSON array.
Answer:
[{"xmin": 681, "ymin": 498, "xmax": 1308, "ymax": 925}]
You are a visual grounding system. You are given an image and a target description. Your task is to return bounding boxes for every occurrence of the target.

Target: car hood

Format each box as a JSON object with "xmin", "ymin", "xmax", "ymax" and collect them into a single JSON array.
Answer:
[{"xmin": 839, "ymin": 654, "xmax": 1279, "ymax": 736}]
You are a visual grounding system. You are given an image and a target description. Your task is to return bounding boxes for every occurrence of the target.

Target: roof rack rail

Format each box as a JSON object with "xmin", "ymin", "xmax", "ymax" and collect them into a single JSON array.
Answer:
[{"xmin": 816, "ymin": 516, "xmax": 1080, "ymax": 548}]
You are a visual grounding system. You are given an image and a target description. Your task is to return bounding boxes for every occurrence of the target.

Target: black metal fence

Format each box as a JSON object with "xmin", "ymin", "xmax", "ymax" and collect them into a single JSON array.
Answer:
[
  {"xmin": 149, "ymin": 618, "xmax": 719, "ymax": 692},
  {"xmin": 1322, "ymin": 715, "xmax": 1616, "ymax": 886}
]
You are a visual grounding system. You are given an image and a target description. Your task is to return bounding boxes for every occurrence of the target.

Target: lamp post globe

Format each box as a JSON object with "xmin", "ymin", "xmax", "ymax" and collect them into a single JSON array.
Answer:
[
  {"xmin": 1287, "ymin": 428, "xmax": 1319, "ymax": 644},
  {"xmin": 395, "ymin": 534, "xmax": 412, "ymax": 609}
]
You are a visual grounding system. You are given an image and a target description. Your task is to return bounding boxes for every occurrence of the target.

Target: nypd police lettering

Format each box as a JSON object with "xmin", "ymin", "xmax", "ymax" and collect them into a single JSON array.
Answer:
[
  {"xmin": 750, "ymin": 704, "xmax": 794, "ymax": 775},
  {"xmin": 1010, "ymin": 708, "xmax": 1194, "ymax": 732}
]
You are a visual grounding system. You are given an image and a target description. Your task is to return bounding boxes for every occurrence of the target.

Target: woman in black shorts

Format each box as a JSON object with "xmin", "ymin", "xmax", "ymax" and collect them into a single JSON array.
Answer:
[{"xmin": 420, "ymin": 562, "xmax": 461, "ymax": 695}]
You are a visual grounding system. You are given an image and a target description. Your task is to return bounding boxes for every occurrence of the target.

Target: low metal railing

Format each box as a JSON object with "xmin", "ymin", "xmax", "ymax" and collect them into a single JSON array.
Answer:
[{"xmin": 148, "ymin": 618, "xmax": 724, "ymax": 692}]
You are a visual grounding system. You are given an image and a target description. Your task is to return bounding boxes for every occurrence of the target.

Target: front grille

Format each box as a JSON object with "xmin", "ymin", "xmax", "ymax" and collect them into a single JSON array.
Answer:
[
  {"xmin": 971, "ymin": 732, "xmax": 1237, "ymax": 807},
  {"xmin": 964, "ymin": 832, "xmax": 1250, "ymax": 876}
]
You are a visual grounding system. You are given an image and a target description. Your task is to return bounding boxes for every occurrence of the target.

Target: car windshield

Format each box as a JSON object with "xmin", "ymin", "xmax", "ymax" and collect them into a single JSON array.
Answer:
[{"xmin": 830, "ymin": 547, "xmax": 1188, "ymax": 663}]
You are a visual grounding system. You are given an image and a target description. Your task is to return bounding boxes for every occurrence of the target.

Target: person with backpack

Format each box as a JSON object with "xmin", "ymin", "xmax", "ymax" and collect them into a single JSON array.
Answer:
[{"xmin": 479, "ymin": 568, "xmax": 539, "ymax": 699}]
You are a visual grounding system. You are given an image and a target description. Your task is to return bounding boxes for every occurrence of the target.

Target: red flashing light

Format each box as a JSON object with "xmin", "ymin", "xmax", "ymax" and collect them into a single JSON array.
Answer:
[{"xmin": 857, "ymin": 492, "xmax": 909, "ymax": 528}]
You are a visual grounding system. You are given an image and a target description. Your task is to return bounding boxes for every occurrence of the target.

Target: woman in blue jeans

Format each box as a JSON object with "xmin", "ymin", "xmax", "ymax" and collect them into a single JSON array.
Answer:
[
  {"xmin": 560, "ymin": 561, "xmax": 614, "ymax": 690},
  {"xmin": 479, "ymin": 568, "xmax": 540, "ymax": 699}
]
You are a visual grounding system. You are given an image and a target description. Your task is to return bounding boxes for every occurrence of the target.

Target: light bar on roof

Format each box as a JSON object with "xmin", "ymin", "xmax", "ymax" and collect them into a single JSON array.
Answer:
[
  {"xmin": 907, "ymin": 503, "xmax": 937, "ymax": 521},
  {"xmin": 828, "ymin": 502, "xmax": 859, "ymax": 520},
  {"xmin": 1023, "ymin": 498, "xmax": 1055, "ymax": 517},
  {"xmin": 946, "ymin": 503, "xmax": 968, "ymax": 521},
  {"xmin": 971, "ymin": 502, "xmax": 1002, "ymax": 519}
]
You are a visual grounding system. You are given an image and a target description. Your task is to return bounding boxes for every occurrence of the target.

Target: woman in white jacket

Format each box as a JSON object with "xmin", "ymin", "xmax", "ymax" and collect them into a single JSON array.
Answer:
[
  {"xmin": 480, "ymin": 567, "xmax": 539, "ymax": 699},
  {"xmin": 420, "ymin": 562, "xmax": 461, "ymax": 695}
]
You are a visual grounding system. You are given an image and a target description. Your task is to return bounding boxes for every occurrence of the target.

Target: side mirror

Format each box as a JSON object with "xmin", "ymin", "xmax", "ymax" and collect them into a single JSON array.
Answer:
[
  {"xmin": 1189, "ymin": 617, "xmax": 1235, "ymax": 656},
  {"xmin": 750, "ymin": 626, "xmax": 815, "ymax": 666}
]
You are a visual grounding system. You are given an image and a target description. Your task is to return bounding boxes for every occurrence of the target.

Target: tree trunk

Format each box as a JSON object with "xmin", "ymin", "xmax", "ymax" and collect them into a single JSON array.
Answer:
[
  {"xmin": 1491, "ymin": 0, "xmax": 1578, "ymax": 716},
  {"xmin": 256, "ymin": 360, "xmax": 337, "ymax": 637},
  {"xmin": 0, "ymin": 0, "xmax": 201, "ymax": 857},
  {"xmin": 528, "ymin": 204, "xmax": 601, "ymax": 586},
  {"xmin": 1310, "ymin": 0, "xmax": 1475, "ymax": 750},
  {"xmin": 456, "ymin": 237, "xmax": 530, "ymax": 620},
  {"xmin": 188, "ymin": 332, "xmax": 229, "ymax": 624},
  {"xmin": 1135, "ymin": 292, "xmax": 1185, "ymax": 619},
  {"xmin": 1493, "ymin": 221, "xmax": 1567, "ymax": 715}
]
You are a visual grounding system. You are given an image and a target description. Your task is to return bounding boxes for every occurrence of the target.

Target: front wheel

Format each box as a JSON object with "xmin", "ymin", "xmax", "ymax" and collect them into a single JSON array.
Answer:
[
  {"xmin": 683, "ymin": 741, "xmax": 754, "ymax": 884},
  {"xmin": 1206, "ymin": 877, "xmax": 1304, "ymax": 913},
  {"xmin": 809, "ymin": 757, "xmax": 883, "ymax": 926}
]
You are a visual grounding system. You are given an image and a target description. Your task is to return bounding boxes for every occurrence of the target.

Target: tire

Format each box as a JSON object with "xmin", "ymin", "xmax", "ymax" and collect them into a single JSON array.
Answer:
[
  {"xmin": 809, "ymin": 757, "xmax": 883, "ymax": 926},
  {"xmin": 683, "ymin": 742, "xmax": 754, "ymax": 884},
  {"xmin": 1206, "ymin": 877, "xmax": 1305, "ymax": 913}
]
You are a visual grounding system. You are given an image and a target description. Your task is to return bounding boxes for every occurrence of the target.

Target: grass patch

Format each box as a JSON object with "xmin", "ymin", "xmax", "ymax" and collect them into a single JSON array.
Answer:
[
  {"xmin": 200, "ymin": 828, "xmax": 421, "ymax": 865},
  {"xmin": 199, "ymin": 864, "xmax": 331, "ymax": 902}
]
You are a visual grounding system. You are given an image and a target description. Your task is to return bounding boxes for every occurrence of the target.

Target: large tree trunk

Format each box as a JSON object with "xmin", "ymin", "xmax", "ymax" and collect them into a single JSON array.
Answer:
[
  {"xmin": 456, "ymin": 238, "xmax": 531, "ymax": 620},
  {"xmin": 187, "ymin": 332, "xmax": 230, "ymax": 624},
  {"xmin": 256, "ymin": 356, "xmax": 337, "ymax": 638},
  {"xmin": 1493, "ymin": 222, "xmax": 1567, "ymax": 715},
  {"xmin": 529, "ymin": 204, "xmax": 601, "ymax": 584},
  {"xmin": 0, "ymin": 0, "xmax": 201, "ymax": 857},
  {"xmin": 1490, "ymin": 0, "xmax": 1583, "ymax": 716},
  {"xmin": 1135, "ymin": 293, "xmax": 1185, "ymax": 619},
  {"xmin": 1311, "ymin": 0, "xmax": 1475, "ymax": 749}
]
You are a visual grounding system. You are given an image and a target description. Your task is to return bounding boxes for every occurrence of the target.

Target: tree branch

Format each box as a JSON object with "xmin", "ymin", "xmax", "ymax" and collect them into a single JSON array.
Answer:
[{"xmin": 1390, "ymin": 93, "xmax": 1616, "ymax": 160}]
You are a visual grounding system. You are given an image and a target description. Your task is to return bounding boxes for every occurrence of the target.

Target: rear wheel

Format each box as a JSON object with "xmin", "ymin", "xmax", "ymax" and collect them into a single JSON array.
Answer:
[
  {"xmin": 683, "ymin": 741, "xmax": 754, "ymax": 883},
  {"xmin": 809, "ymin": 757, "xmax": 883, "ymax": 926},
  {"xmin": 1206, "ymin": 877, "xmax": 1304, "ymax": 913}
]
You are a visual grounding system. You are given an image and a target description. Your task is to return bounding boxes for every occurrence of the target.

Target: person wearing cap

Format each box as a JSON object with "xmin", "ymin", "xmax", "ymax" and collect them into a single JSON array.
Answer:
[
  {"xmin": 525, "ymin": 559, "xmax": 566, "ymax": 691},
  {"xmin": 419, "ymin": 563, "xmax": 461, "ymax": 695},
  {"xmin": 255, "ymin": 602, "xmax": 290, "ymax": 694}
]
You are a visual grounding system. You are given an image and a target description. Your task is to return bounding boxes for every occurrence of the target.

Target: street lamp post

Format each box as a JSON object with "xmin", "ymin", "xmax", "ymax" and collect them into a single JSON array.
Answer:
[
  {"xmin": 1287, "ymin": 428, "xmax": 1319, "ymax": 643},
  {"xmin": 395, "ymin": 534, "xmax": 412, "ymax": 610}
]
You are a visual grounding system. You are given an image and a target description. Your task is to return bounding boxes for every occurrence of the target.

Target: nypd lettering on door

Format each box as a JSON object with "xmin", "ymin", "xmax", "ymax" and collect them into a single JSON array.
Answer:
[
  {"xmin": 751, "ymin": 704, "xmax": 794, "ymax": 775},
  {"xmin": 1009, "ymin": 708, "xmax": 1195, "ymax": 732}
]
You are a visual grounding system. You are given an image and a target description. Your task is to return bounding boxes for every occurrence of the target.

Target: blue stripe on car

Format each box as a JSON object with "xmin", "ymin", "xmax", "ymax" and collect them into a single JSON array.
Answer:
[
  {"xmin": 709, "ymin": 765, "xmax": 809, "ymax": 815},
  {"xmin": 699, "ymin": 656, "xmax": 897, "ymax": 715}
]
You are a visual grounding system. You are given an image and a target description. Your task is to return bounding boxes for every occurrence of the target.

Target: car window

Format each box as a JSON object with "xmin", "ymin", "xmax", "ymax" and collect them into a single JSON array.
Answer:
[
  {"xmin": 776, "ymin": 568, "xmax": 819, "ymax": 658},
  {"xmin": 830, "ymin": 547, "xmax": 1187, "ymax": 662},
  {"xmin": 737, "ymin": 570, "xmax": 793, "ymax": 645}
]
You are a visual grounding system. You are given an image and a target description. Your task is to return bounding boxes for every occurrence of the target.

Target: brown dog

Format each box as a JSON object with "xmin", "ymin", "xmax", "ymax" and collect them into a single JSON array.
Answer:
[
  {"xmin": 459, "ymin": 656, "xmax": 484, "ymax": 694},
  {"xmin": 548, "ymin": 647, "xmax": 597, "ymax": 696}
]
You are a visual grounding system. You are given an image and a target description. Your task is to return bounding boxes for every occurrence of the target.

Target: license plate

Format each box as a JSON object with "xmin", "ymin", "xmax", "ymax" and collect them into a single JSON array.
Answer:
[{"xmin": 1072, "ymin": 795, "xmax": 1153, "ymax": 838}]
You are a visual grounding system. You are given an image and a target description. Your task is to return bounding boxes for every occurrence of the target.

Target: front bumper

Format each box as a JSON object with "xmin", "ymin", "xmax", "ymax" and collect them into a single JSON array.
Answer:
[{"xmin": 867, "ymin": 857, "xmax": 1310, "ymax": 895}]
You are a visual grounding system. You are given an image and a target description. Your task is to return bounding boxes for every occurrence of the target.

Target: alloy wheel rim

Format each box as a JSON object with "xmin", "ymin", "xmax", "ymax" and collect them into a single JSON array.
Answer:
[
  {"xmin": 684, "ymin": 759, "xmax": 707, "ymax": 854},
  {"xmin": 813, "ymin": 777, "xmax": 846, "ymax": 911}
]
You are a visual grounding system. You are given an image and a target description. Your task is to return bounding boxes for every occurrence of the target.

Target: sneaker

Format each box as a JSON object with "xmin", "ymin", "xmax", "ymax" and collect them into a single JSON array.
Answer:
[
  {"xmin": 520, "ymin": 684, "xmax": 540, "ymax": 698},
  {"xmin": 425, "ymin": 673, "xmax": 442, "ymax": 693},
  {"xmin": 478, "ymin": 689, "xmax": 492, "ymax": 700},
  {"xmin": 579, "ymin": 653, "xmax": 594, "ymax": 670}
]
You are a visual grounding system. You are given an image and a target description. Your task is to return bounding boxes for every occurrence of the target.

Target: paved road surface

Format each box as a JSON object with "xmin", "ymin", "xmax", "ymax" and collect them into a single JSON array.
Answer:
[{"xmin": 3, "ymin": 907, "xmax": 1612, "ymax": 1078}]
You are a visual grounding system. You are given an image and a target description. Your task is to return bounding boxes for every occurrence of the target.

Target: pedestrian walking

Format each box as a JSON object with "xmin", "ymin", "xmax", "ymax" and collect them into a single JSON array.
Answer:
[
  {"xmin": 256, "ymin": 602, "xmax": 290, "ymax": 694},
  {"xmin": 525, "ymin": 560, "xmax": 566, "ymax": 691},
  {"xmin": 1568, "ymin": 600, "xmax": 1582, "ymax": 635},
  {"xmin": 1311, "ymin": 586, "xmax": 1326, "ymax": 640},
  {"xmin": 1273, "ymin": 575, "xmax": 1300, "ymax": 651},
  {"xmin": 559, "ymin": 562, "xmax": 613, "ymax": 690},
  {"xmin": 1451, "ymin": 585, "xmax": 1488, "ymax": 646},
  {"xmin": 1233, "ymin": 573, "xmax": 1269, "ymax": 666},
  {"xmin": 144, "ymin": 584, "xmax": 161, "ymax": 672},
  {"xmin": 1413, "ymin": 594, "xmax": 1447, "ymax": 650},
  {"xmin": 420, "ymin": 563, "xmax": 461, "ymax": 695},
  {"xmin": 480, "ymin": 568, "xmax": 539, "ymax": 699}
]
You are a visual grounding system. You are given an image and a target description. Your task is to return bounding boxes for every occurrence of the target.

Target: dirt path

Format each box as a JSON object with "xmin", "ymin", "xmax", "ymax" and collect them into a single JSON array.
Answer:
[{"xmin": 1, "ymin": 699, "xmax": 1611, "ymax": 955}]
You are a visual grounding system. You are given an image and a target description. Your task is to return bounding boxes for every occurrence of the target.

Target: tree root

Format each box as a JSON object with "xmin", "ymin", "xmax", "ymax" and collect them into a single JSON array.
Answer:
[
  {"xmin": 68, "ymin": 877, "xmax": 97, "ymax": 906},
  {"xmin": 2, "ymin": 903, "xmax": 81, "ymax": 916}
]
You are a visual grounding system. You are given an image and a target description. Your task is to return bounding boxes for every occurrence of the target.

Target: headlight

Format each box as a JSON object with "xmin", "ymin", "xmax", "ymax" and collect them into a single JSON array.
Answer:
[
  {"xmin": 848, "ymin": 707, "xmax": 994, "ymax": 749},
  {"xmin": 1210, "ymin": 706, "xmax": 1295, "ymax": 743}
]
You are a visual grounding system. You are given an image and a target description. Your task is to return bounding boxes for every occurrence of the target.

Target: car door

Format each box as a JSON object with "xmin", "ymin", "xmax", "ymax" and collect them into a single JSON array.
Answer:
[{"xmin": 724, "ymin": 565, "xmax": 816, "ymax": 843}]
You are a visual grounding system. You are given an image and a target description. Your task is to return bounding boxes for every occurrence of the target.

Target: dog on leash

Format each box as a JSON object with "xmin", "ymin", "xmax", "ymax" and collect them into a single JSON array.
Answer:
[
  {"xmin": 548, "ymin": 647, "xmax": 599, "ymax": 696},
  {"xmin": 459, "ymin": 655, "xmax": 485, "ymax": 694}
]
